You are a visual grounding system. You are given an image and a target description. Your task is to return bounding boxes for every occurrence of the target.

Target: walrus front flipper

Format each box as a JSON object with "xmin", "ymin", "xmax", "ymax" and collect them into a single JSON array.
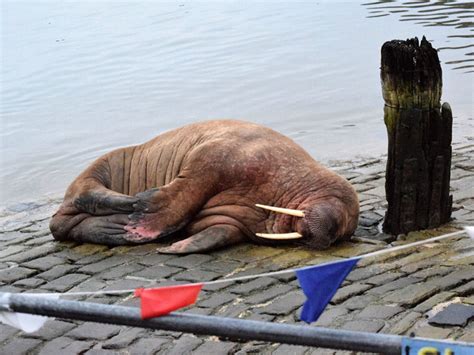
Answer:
[
  {"xmin": 157, "ymin": 225, "xmax": 244, "ymax": 254},
  {"xmin": 68, "ymin": 214, "xmax": 133, "ymax": 246}
]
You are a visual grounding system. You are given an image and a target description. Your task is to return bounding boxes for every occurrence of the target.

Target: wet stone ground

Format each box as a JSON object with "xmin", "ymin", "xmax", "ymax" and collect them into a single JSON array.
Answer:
[{"xmin": 1, "ymin": 143, "xmax": 473, "ymax": 354}]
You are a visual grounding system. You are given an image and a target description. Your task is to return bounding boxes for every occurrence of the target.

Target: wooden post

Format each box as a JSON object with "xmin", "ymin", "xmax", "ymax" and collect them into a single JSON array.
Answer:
[{"xmin": 381, "ymin": 37, "xmax": 452, "ymax": 235}]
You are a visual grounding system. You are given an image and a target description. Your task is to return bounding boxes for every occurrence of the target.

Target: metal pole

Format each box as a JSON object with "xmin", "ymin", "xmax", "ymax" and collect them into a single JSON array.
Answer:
[{"xmin": 1, "ymin": 292, "xmax": 401, "ymax": 354}]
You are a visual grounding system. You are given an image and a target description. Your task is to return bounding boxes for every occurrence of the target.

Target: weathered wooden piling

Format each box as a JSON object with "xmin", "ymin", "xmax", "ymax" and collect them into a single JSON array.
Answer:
[{"xmin": 381, "ymin": 37, "xmax": 452, "ymax": 235}]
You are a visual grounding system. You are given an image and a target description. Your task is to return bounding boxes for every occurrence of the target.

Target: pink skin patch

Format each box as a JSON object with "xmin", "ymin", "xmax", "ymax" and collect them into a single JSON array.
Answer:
[{"xmin": 124, "ymin": 225, "xmax": 159, "ymax": 241}]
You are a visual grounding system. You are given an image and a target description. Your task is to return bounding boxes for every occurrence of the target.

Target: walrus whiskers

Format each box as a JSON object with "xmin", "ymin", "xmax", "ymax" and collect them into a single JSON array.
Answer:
[
  {"xmin": 255, "ymin": 232, "xmax": 303, "ymax": 240},
  {"xmin": 255, "ymin": 204, "xmax": 305, "ymax": 217}
]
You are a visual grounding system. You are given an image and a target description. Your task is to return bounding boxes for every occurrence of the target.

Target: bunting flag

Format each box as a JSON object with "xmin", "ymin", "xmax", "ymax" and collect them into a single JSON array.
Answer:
[
  {"xmin": 0, "ymin": 294, "xmax": 59, "ymax": 333},
  {"xmin": 296, "ymin": 258, "xmax": 360, "ymax": 323},
  {"xmin": 465, "ymin": 226, "xmax": 474, "ymax": 240},
  {"xmin": 135, "ymin": 283, "xmax": 203, "ymax": 319}
]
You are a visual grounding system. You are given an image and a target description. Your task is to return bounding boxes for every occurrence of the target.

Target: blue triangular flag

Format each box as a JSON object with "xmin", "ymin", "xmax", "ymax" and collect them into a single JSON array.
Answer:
[{"xmin": 296, "ymin": 258, "xmax": 360, "ymax": 323}]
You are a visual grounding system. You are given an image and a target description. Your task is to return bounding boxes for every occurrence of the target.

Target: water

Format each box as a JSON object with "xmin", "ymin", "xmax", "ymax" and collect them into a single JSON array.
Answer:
[{"xmin": 1, "ymin": 1, "xmax": 473, "ymax": 206}]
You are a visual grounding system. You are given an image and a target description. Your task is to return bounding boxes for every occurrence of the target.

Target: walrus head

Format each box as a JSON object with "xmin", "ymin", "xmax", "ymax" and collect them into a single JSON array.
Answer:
[{"xmin": 255, "ymin": 203, "xmax": 341, "ymax": 249}]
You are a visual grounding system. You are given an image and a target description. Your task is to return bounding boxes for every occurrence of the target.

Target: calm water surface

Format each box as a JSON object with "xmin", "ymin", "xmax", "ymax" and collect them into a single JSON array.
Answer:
[{"xmin": 1, "ymin": 1, "xmax": 473, "ymax": 205}]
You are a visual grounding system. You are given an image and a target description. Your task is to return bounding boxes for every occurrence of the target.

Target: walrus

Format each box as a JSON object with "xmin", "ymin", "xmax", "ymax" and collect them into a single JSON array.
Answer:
[{"xmin": 50, "ymin": 120, "xmax": 359, "ymax": 254}]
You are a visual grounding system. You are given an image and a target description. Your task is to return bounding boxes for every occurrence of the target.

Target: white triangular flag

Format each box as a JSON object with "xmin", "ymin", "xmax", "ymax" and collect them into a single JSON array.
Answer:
[
  {"xmin": 0, "ymin": 294, "xmax": 59, "ymax": 333},
  {"xmin": 464, "ymin": 226, "xmax": 474, "ymax": 240}
]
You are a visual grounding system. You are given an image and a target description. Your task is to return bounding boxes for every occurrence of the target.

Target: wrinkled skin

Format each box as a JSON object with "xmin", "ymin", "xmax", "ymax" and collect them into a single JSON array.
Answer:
[{"xmin": 50, "ymin": 120, "xmax": 359, "ymax": 254}]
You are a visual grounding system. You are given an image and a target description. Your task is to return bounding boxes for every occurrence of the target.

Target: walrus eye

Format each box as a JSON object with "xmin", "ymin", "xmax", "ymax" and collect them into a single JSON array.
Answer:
[
  {"xmin": 255, "ymin": 204, "xmax": 305, "ymax": 217},
  {"xmin": 255, "ymin": 232, "xmax": 303, "ymax": 240}
]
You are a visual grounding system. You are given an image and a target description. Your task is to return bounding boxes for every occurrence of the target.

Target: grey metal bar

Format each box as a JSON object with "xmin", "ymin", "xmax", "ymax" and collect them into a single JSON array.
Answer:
[{"xmin": 2, "ymin": 292, "xmax": 401, "ymax": 354}]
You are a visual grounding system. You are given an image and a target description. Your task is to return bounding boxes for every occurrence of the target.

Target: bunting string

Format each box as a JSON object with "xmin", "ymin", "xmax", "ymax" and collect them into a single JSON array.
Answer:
[{"xmin": 29, "ymin": 228, "xmax": 468, "ymax": 297}]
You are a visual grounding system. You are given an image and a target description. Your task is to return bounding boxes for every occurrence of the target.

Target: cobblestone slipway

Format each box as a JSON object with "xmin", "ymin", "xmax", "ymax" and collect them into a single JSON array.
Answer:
[{"xmin": 1, "ymin": 143, "xmax": 473, "ymax": 354}]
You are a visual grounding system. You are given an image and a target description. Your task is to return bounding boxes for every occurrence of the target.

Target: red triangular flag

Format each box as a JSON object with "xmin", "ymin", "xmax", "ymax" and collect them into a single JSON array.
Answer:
[{"xmin": 135, "ymin": 284, "xmax": 203, "ymax": 319}]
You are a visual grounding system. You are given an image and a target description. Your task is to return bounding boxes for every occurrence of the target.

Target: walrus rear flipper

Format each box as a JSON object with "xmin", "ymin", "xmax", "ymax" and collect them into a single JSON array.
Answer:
[{"xmin": 156, "ymin": 224, "xmax": 244, "ymax": 254}]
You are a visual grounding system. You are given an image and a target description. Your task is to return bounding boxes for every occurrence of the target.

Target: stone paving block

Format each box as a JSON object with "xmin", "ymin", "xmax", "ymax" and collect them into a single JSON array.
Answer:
[
  {"xmin": 341, "ymin": 294, "xmax": 376, "ymax": 310},
  {"xmin": 131, "ymin": 265, "xmax": 183, "ymax": 280},
  {"xmin": 0, "ymin": 324, "xmax": 19, "ymax": 343},
  {"xmin": 174, "ymin": 268, "xmax": 221, "ymax": 282},
  {"xmin": 245, "ymin": 284, "xmax": 294, "ymax": 304},
  {"xmin": 59, "ymin": 340, "xmax": 96, "ymax": 354},
  {"xmin": 98, "ymin": 263, "xmax": 144, "ymax": 280},
  {"xmin": 42, "ymin": 273, "xmax": 89, "ymax": 292},
  {"xmin": 192, "ymin": 340, "xmax": 238, "ymax": 354},
  {"xmin": 428, "ymin": 304, "xmax": 474, "ymax": 326},
  {"xmin": 37, "ymin": 264, "xmax": 78, "ymax": 281},
  {"xmin": 2, "ymin": 233, "xmax": 34, "ymax": 246},
  {"xmin": 68, "ymin": 277, "xmax": 107, "ymax": 293},
  {"xmin": 167, "ymin": 334, "xmax": 203, "ymax": 355},
  {"xmin": 385, "ymin": 283, "xmax": 439, "ymax": 306},
  {"xmin": 74, "ymin": 253, "xmax": 110, "ymax": 265},
  {"xmin": 165, "ymin": 254, "xmax": 213, "ymax": 268},
  {"xmin": 0, "ymin": 245, "xmax": 25, "ymax": 259},
  {"xmin": 3, "ymin": 243, "xmax": 57, "ymax": 263},
  {"xmin": 258, "ymin": 291, "xmax": 305, "ymax": 315},
  {"xmin": 0, "ymin": 337, "xmax": 42, "ymax": 355},
  {"xmin": 110, "ymin": 243, "xmax": 158, "ymax": 256},
  {"xmin": 71, "ymin": 244, "xmax": 109, "ymax": 256},
  {"xmin": 367, "ymin": 277, "xmax": 421, "ymax": 295},
  {"xmin": 200, "ymin": 259, "xmax": 242, "ymax": 274},
  {"xmin": 234, "ymin": 341, "xmax": 270, "ymax": 355},
  {"xmin": 135, "ymin": 253, "xmax": 175, "ymax": 266},
  {"xmin": 66, "ymin": 322, "xmax": 122, "ymax": 340},
  {"xmin": 102, "ymin": 328, "xmax": 146, "ymax": 349},
  {"xmin": 313, "ymin": 307, "xmax": 349, "ymax": 327},
  {"xmin": 228, "ymin": 277, "xmax": 277, "ymax": 295},
  {"xmin": 331, "ymin": 283, "xmax": 372, "ymax": 304},
  {"xmin": 400, "ymin": 260, "xmax": 438, "ymax": 274},
  {"xmin": 202, "ymin": 281, "xmax": 231, "ymax": 292},
  {"xmin": 22, "ymin": 255, "xmax": 65, "ymax": 271},
  {"xmin": 387, "ymin": 311, "xmax": 422, "ymax": 335},
  {"xmin": 272, "ymin": 271, "xmax": 297, "ymax": 282},
  {"xmin": 220, "ymin": 245, "xmax": 284, "ymax": 263},
  {"xmin": 25, "ymin": 319, "xmax": 77, "ymax": 340},
  {"xmin": 78, "ymin": 256, "xmax": 129, "ymax": 274},
  {"xmin": 345, "ymin": 264, "xmax": 392, "ymax": 282},
  {"xmin": 85, "ymin": 349, "xmax": 126, "ymax": 355},
  {"xmin": 342, "ymin": 319, "xmax": 385, "ymax": 333},
  {"xmin": 24, "ymin": 234, "xmax": 54, "ymax": 246},
  {"xmin": 429, "ymin": 267, "xmax": 473, "ymax": 290},
  {"xmin": 36, "ymin": 337, "xmax": 74, "ymax": 355},
  {"xmin": 414, "ymin": 291, "xmax": 456, "ymax": 313},
  {"xmin": 0, "ymin": 266, "xmax": 37, "ymax": 283},
  {"xmin": 185, "ymin": 307, "xmax": 213, "ymax": 316},
  {"xmin": 243, "ymin": 312, "xmax": 275, "ymax": 322},
  {"xmin": 464, "ymin": 295, "xmax": 474, "ymax": 305},
  {"xmin": 102, "ymin": 279, "xmax": 148, "ymax": 291},
  {"xmin": 413, "ymin": 325, "xmax": 452, "ymax": 339},
  {"xmin": 13, "ymin": 277, "xmax": 46, "ymax": 288},
  {"xmin": 127, "ymin": 336, "xmax": 172, "ymax": 354},
  {"xmin": 198, "ymin": 292, "xmax": 236, "ymax": 308},
  {"xmin": 355, "ymin": 305, "xmax": 404, "ymax": 319},
  {"xmin": 329, "ymin": 243, "xmax": 382, "ymax": 258},
  {"xmin": 457, "ymin": 331, "xmax": 474, "ymax": 342},
  {"xmin": 411, "ymin": 266, "xmax": 452, "ymax": 280},
  {"xmin": 267, "ymin": 249, "xmax": 315, "ymax": 268},
  {"xmin": 216, "ymin": 302, "xmax": 248, "ymax": 318},
  {"xmin": 273, "ymin": 344, "xmax": 308, "ymax": 355},
  {"xmin": 364, "ymin": 271, "xmax": 404, "ymax": 285},
  {"xmin": 454, "ymin": 279, "xmax": 474, "ymax": 295}
]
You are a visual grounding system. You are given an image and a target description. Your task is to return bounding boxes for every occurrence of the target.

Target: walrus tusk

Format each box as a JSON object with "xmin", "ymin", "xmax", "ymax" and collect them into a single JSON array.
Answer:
[
  {"xmin": 255, "ymin": 232, "xmax": 303, "ymax": 240},
  {"xmin": 255, "ymin": 204, "xmax": 305, "ymax": 217}
]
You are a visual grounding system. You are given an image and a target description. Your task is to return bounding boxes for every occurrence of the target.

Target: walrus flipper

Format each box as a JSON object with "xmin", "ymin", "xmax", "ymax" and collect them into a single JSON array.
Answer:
[
  {"xmin": 157, "ymin": 224, "xmax": 244, "ymax": 254},
  {"xmin": 68, "ymin": 214, "xmax": 133, "ymax": 245}
]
